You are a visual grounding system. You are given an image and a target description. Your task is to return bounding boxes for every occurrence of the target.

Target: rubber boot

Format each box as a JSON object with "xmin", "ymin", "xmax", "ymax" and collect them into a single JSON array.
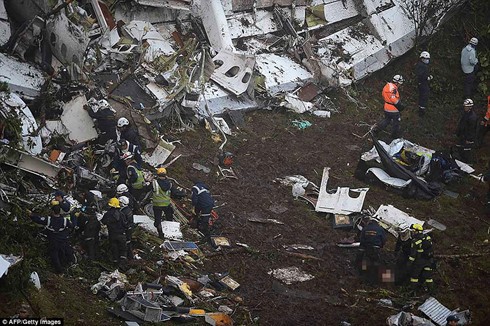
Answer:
[
  {"xmin": 418, "ymin": 107, "xmax": 426, "ymax": 117},
  {"xmin": 156, "ymin": 225, "xmax": 164, "ymax": 239}
]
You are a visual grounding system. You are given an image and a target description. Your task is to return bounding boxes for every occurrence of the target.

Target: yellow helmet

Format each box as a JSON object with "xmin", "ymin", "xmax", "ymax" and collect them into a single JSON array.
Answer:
[
  {"xmin": 108, "ymin": 197, "xmax": 120, "ymax": 208},
  {"xmin": 156, "ymin": 167, "xmax": 167, "ymax": 175},
  {"xmin": 411, "ymin": 223, "xmax": 423, "ymax": 232}
]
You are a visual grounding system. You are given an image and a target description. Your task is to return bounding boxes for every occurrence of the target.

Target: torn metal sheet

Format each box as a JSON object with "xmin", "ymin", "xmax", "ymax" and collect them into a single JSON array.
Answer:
[
  {"xmin": 228, "ymin": 7, "xmax": 306, "ymax": 40},
  {"xmin": 162, "ymin": 241, "xmax": 198, "ymax": 251},
  {"xmin": 122, "ymin": 21, "xmax": 176, "ymax": 62},
  {"xmin": 0, "ymin": 53, "xmax": 45, "ymax": 100},
  {"xmin": 197, "ymin": 82, "xmax": 257, "ymax": 116},
  {"xmin": 161, "ymin": 221, "xmax": 182, "ymax": 239},
  {"xmin": 210, "ymin": 49, "xmax": 255, "ymax": 96},
  {"xmin": 255, "ymin": 54, "xmax": 313, "ymax": 95},
  {"xmin": 0, "ymin": 0, "xmax": 11, "ymax": 45},
  {"xmin": 315, "ymin": 167, "xmax": 368, "ymax": 214},
  {"xmin": 136, "ymin": 0, "xmax": 191, "ymax": 10},
  {"xmin": 61, "ymin": 96, "xmax": 98, "ymax": 144},
  {"xmin": 309, "ymin": 0, "xmax": 359, "ymax": 29},
  {"xmin": 315, "ymin": 0, "xmax": 465, "ymax": 85},
  {"xmin": 417, "ymin": 297, "xmax": 455, "ymax": 326},
  {"xmin": 0, "ymin": 92, "xmax": 42, "ymax": 155},
  {"xmin": 283, "ymin": 93, "xmax": 314, "ymax": 114},
  {"xmin": 427, "ymin": 219, "xmax": 446, "ymax": 231},
  {"xmin": 386, "ymin": 311, "xmax": 435, "ymax": 326},
  {"xmin": 268, "ymin": 266, "xmax": 314, "ymax": 285},
  {"xmin": 142, "ymin": 138, "xmax": 176, "ymax": 167},
  {"xmin": 90, "ymin": 0, "xmax": 109, "ymax": 32},
  {"xmin": 366, "ymin": 168, "xmax": 412, "ymax": 189},
  {"xmin": 374, "ymin": 205, "xmax": 424, "ymax": 236},
  {"xmin": 198, "ymin": 0, "xmax": 234, "ymax": 51},
  {"xmin": 1, "ymin": 146, "xmax": 61, "ymax": 179},
  {"xmin": 205, "ymin": 312, "xmax": 233, "ymax": 326},
  {"xmin": 46, "ymin": 11, "xmax": 90, "ymax": 66},
  {"xmin": 0, "ymin": 254, "xmax": 22, "ymax": 278}
]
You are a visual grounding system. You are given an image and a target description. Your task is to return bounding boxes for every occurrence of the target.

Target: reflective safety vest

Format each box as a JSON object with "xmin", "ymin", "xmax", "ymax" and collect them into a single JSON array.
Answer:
[
  {"xmin": 128, "ymin": 165, "xmax": 145, "ymax": 189},
  {"xmin": 409, "ymin": 233, "xmax": 433, "ymax": 261},
  {"xmin": 152, "ymin": 180, "xmax": 171, "ymax": 207},
  {"xmin": 45, "ymin": 216, "xmax": 68, "ymax": 232},
  {"xmin": 382, "ymin": 82, "xmax": 400, "ymax": 112}
]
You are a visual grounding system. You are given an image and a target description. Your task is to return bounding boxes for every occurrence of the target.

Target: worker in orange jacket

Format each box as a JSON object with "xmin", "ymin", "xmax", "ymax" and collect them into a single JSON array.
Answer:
[
  {"xmin": 374, "ymin": 75, "xmax": 405, "ymax": 139},
  {"xmin": 476, "ymin": 96, "xmax": 490, "ymax": 148}
]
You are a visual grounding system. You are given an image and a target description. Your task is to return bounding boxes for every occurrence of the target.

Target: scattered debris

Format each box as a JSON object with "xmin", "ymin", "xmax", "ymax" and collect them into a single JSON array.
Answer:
[
  {"xmin": 268, "ymin": 266, "xmax": 315, "ymax": 284},
  {"xmin": 418, "ymin": 297, "xmax": 470, "ymax": 326},
  {"xmin": 0, "ymin": 254, "xmax": 22, "ymax": 278},
  {"xmin": 247, "ymin": 217, "xmax": 284, "ymax": 225}
]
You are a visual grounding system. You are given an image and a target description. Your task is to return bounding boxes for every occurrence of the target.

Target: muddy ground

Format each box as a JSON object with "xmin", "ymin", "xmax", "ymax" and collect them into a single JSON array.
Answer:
[{"xmin": 1, "ymin": 2, "xmax": 490, "ymax": 325}]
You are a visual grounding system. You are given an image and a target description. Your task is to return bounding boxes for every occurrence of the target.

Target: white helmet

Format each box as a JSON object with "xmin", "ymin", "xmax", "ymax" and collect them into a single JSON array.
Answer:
[
  {"xmin": 116, "ymin": 184, "xmax": 128, "ymax": 194},
  {"xmin": 118, "ymin": 196, "xmax": 130, "ymax": 208},
  {"xmin": 469, "ymin": 37, "xmax": 478, "ymax": 46},
  {"xmin": 392, "ymin": 75, "xmax": 404, "ymax": 84},
  {"xmin": 420, "ymin": 51, "xmax": 430, "ymax": 59},
  {"xmin": 463, "ymin": 98, "xmax": 474, "ymax": 107},
  {"xmin": 117, "ymin": 117, "xmax": 129, "ymax": 128}
]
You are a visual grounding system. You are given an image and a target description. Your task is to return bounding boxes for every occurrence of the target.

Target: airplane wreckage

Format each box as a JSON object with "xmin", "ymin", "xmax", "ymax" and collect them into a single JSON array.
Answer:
[{"xmin": 0, "ymin": 0, "xmax": 466, "ymax": 180}]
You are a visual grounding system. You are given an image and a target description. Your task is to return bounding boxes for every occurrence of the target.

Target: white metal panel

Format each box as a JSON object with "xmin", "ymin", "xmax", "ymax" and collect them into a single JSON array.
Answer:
[
  {"xmin": 321, "ymin": 0, "xmax": 359, "ymax": 25},
  {"xmin": 418, "ymin": 297, "xmax": 452, "ymax": 326},
  {"xmin": 197, "ymin": 82, "xmax": 257, "ymax": 116},
  {"xmin": 0, "ymin": 53, "xmax": 44, "ymax": 99},
  {"xmin": 255, "ymin": 54, "xmax": 313, "ymax": 95},
  {"xmin": 374, "ymin": 205, "xmax": 424, "ymax": 229},
  {"xmin": 141, "ymin": 138, "xmax": 175, "ymax": 167},
  {"xmin": 210, "ymin": 49, "xmax": 255, "ymax": 95},
  {"xmin": 227, "ymin": 7, "xmax": 305, "ymax": 39},
  {"xmin": 60, "ymin": 96, "xmax": 98, "ymax": 143},
  {"xmin": 315, "ymin": 167, "xmax": 368, "ymax": 214},
  {"xmin": 200, "ymin": 0, "xmax": 234, "ymax": 51}
]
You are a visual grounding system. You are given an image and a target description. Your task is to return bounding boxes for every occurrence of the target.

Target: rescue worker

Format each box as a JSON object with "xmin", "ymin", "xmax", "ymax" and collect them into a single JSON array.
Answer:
[
  {"xmin": 29, "ymin": 205, "xmax": 75, "ymax": 274},
  {"xmin": 446, "ymin": 315, "xmax": 459, "ymax": 326},
  {"xmin": 101, "ymin": 198, "xmax": 127, "ymax": 266},
  {"xmin": 476, "ymin": 96, "xmax": 490, "ymax": 148},
  {"xmin": 394, "ymin": 223, "xmax": 412, "ymax": 285},
  {"xmin": 117, "ymin": 117, "xmax": 141, "ymax": 148},
  {"xmin": 358, "ymin": 218, "xmax": 386, "ymax": 284},
  {"xmin": 79, "ymin": 206, "xmax": 100, "ymax": 260},
  {"xmin": 116, "ymin": 138, "xmax": 143, "ymax": 168},
  {"xmin": 52, "ymin": 190, "xmax": 71, "ymax": 216},
  {"xmin": 408, "ymin": 223, "xmax": 434, "ymax": 293},
  {"xmin": 123, "ymin": 152, "xmax": 146, "ymax": 201},
  {"xmin": 191, "ymin": 180, "xmax": 216, "ymax": 242},
  {"xmin": 374, "ymin": 75, "xmax": 405, "ymax": 139},
  {"xmin": 152, "ymin": 167, "xmax": 173, "ymax": 238},
  {"xmin": 116, "ymin": 183, "xmax": 137, "ymax": 211},
  {"xmin": 118, "ymin": 196, "xmax": 134, "ymax": 260},
  {"xmin": 85, "ymin": 98, "xmax": 117, "ymax": 145},
  {"xmin": 460, "ymin": 37, "xmax": 479, "ymax": 99},
  {"xmin": 456, "ymin": 99, "xmax": 477, "ymax": 163},
  {"xmin": 415, "ymin": 51, "xmax": 433, "ymax": 117},
  {"xmin": 478, "ymin": 168, "xmax": 490, "ymax": 214}
]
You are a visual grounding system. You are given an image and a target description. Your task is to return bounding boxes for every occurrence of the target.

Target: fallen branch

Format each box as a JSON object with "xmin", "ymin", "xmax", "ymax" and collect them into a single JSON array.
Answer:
[
  {"xmin": 247, "ymin": 218, "xmax": 284, "ymax": 225},
  {"xmin": 435, "ymin": 252, "xmax": 490, "ymax": 259},
  {"xmin": 282, "ymin": 251, "xmax": 323, "ymax": 261}
]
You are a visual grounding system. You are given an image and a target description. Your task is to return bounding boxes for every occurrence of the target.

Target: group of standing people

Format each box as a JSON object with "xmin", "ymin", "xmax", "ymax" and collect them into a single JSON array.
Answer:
[
  {"xmin": 374, "ymin": 37, "xmax": 484, "ymax": 161},
  {"xmin": 358, "ymin": 218, "xmax": 434, "ymax": 294},
  {"xmin": 29, "ymin": 106, "xmax": 218, "ymax": 273}
]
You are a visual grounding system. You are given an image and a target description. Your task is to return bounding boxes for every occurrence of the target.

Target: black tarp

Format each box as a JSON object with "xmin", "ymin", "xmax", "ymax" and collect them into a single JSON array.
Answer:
[{"xmin": 371, "ymin": 136, "xmax": 438, "ymax": 199}]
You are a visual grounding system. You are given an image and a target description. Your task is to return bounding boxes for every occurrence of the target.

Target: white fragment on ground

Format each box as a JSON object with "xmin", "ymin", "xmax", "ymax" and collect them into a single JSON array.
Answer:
[{"xmin": 268, "ymin": 266, "xmax": 314, "ymax": 285}]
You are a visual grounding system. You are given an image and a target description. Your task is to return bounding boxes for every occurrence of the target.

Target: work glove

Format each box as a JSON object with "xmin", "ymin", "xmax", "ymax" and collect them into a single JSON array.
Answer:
[
  {"xmin": 427, "ymin": 75, "xmax": 433, "ymax": 81},
  {"xmin": 50, "ymin": 200, "xmax": 60, "ymax": 206}
]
